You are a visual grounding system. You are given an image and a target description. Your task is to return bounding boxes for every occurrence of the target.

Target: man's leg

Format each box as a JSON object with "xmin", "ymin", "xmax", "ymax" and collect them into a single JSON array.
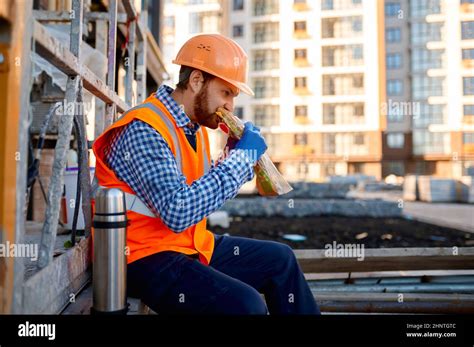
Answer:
[
  {"xmin": 127, "ymin": 251, "xmax": 267, "ymax": 314},
  {"xmin": 210, "ymin": 234, "xmax": 320, "ymax": 315}
]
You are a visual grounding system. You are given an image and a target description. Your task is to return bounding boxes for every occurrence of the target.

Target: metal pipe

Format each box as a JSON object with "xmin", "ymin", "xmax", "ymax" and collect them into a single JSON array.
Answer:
[
  {"xmin": 310, "ymin": 275, "xmax": 474, "ymax": 287},
  {"xmin": 317, "ymin": 300, "xmax": 474, "ymax": 314},
  {"xmin": 91, "ymin": 187, "xmax": 128, "ymax": 314},
  {"xmin": 309, "ymin": 283, "xmax": 474, "ymax": 294}
]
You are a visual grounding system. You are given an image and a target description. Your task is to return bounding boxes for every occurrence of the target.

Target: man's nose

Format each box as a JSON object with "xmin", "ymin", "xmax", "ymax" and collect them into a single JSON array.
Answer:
[{"xmin": 224, "ymin": 101, "xmax": 234, "ymax": 113}]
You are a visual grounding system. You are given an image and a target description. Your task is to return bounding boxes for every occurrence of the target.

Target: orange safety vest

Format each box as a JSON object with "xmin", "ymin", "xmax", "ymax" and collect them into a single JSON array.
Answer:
[{"xmin": 92, "ymin": 94, "xmax": 215, "ymax": 265}]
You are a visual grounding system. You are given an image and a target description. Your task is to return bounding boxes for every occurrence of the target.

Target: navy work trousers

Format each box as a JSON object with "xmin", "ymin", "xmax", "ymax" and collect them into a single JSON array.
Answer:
[{"xmin": 127, "ymin": 234, "xmax": 320, "ymax": 314}]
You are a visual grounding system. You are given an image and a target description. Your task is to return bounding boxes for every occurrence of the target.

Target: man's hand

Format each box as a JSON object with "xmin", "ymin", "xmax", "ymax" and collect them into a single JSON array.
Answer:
[{"xmin": 234, "ymin": 122, "xmax": 267, "ymax": 163}]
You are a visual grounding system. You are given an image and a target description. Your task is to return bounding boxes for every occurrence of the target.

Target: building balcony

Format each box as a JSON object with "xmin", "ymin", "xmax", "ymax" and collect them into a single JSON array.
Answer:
[
  {"xmin": 461, "ymin": 2, "xmax": 474, "ymax": 13},
  {"xmin": 294, "ymin": 58, "xmax": 311, "ymax": 67},
  {"xmin": 293, "ymin": 1, "xmax": 310, "ymax": 11},
  {"xmin": 295, "ymin": 115, "xmax": 311, "ymax": 125},
  {"xmin": 292, "ymin": 145, "xmax": 314, "ymax": 156},
  {"xmin": 293, "ymin": 30, "xmax": 311, "ymax": 39},
  {"xmin": 294, "ymin": 87, "xmax": 312, "ymax": 96},
  {"xmin": 463, "ymin": 59, "xmax": 474, "ymax": 69},
  {"xmin": 321, "ymin": 0, "xmax": 362, "ymax": 11},
  {"xmin": 253, "ymin": 0, "xmax": 279, "ymax": 16}
]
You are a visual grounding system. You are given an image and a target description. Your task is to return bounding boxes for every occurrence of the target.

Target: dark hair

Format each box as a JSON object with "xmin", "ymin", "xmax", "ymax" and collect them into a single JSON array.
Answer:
[{"xmin": 175, "ymin": 66, "xmax": 215, "ymax": 91}]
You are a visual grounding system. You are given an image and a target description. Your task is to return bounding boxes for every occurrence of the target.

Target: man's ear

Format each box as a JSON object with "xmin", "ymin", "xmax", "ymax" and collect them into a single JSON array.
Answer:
[{"xmin": 189, "ymin": 70, "xmax": 204, "ymax": 94}]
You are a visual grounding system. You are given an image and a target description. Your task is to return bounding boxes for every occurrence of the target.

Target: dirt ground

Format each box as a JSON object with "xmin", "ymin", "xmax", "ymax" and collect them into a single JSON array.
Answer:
[{"xmin": 211, "ymin": 216, "xmax": 473, "ymax": 249}]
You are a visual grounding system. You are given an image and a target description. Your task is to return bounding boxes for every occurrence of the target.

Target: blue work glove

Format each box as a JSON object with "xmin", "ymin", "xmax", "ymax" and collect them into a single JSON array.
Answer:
[{"xmin": 234, "ymin": 122, "xmax": 267, "ymax": 163}]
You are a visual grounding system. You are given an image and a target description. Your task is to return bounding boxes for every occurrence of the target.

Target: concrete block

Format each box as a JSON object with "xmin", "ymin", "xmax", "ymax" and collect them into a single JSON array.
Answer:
[
  {"xmin": 283, "ymin": 182, "xmax": 351, "ymax": 199},
  {"xmin": 418, "ymin": 177, "xmax": 459, "ymax": 203},
  {"xmin": 403, "ymin": 175, "xmax": 419, "ymax": 201},
  {"xmin": 219, "ymin": 198, "xmax": 402, "ymax": 218},
  {"xmin": 460, "ymin": 176, "xmax": 474, "ymax": 204}
]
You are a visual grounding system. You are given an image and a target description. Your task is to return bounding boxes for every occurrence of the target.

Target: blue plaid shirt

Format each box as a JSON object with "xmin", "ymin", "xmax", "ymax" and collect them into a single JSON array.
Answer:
[{"xmin": 103, "ymin": 85, "xmax": 254, "ymax": 232}]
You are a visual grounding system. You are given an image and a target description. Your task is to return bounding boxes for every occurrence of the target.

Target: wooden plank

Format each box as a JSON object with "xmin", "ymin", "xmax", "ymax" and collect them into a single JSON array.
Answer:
[
  {"xmin": 33, "ymin": 10, "xmax": 127, "ymax": 24},
  {"xmin": 23, "ymin": 237, "xmax": 91, "ymax": 313},
  {"xmin": 0, "ymin": 0, "xmax": 33, "ymax": 314},
  {"xmin": 295, "ymin": 247, "xmax": 474, "ymax": 273},
  {"xmin": 32, "ymin": 20, "xmax": 129, "ymax": 113},
  {"xmin": 146, "ymin": 29, "xmax": 168, "ymax": 85},
  {"xmin": 122, "ymin": 0, "xmax": 137, "ymax": 20}
]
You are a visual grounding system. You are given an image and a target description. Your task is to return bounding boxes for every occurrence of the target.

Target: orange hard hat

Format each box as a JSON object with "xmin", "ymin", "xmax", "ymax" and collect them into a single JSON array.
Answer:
[{"xmin": 172, "ymin": 34, "xmax": 254, "ymax": 96}]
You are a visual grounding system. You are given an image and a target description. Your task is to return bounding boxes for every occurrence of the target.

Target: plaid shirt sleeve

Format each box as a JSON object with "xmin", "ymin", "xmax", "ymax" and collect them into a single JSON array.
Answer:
[{"xmin": 104, "ymin": 119, "xmax": 255, "ymax": 232}]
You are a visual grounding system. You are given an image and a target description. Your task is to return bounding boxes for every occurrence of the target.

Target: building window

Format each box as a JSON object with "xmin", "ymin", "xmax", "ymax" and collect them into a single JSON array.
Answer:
[
  {"xmin": 388, "ymin": 106, "xmax": 404, "ymax": 122},
  {"xmin": 463, "ymin": 133, "xmax": 474, "ymax": 144},
  {"xmin": 234, "ymin": 106, "xmax": 244, "ymax": 119},
  {"xmin": 295, "ymin": 105, "xmax": 308, "ymax": 117},
  {"xmin": 411, "ymin": 22, "xmax": 443, "ymax": 45},
  {"xmin": 253, "ymin": 22, "xmax": 279, "ymax": 43},
  {"xmin": 295, "ymin": 49, "xmax": 307, "ymax": 60},
  {"xmin": 461, "ymin": 21, "xmax": 474, "ymax": 40},
  {"xmin": 464, "ymin": 77, "xmax": 474, "ymax": 95},
  {"xmin": 387, "ymin": 79, "xmax": 403, "ymax": 96},
  {"xmin": 465, "ymin": 105, "xmax": 474, "ymax": 116},
  {"xmin": 385, "ymin": 2, "xmax": 401, "ymax": 16},
  {"xmin": 412, "ymin": 77, "xmax": 444, "ymax": 99},
  {"xmin": 386, "ymin": 27, "xmax": 401, "ymax": 43},
  {"xmin": 413, "ymin": 103, "xmax": 445, "ymax": 127},
  {"xmin": 232, "ymin": 25, "xmax": 243, "ymax": 38},
  {"xmin": 294, "ymin": 133, "xmax": 308, "ymax": 146},
  {"xmin": 387, "ymin": 133, "xmax": 404, "ymax": 148},
  {"xmin": 463, "ymin": 107, "xmax": 474, "ymax": 124},
  {"xmin": 233, "ymin": 0, "xmax": 244, "ymax": 11},
  {"xmin": 387, "ymin": 161, "xmax": 405, "ymax": 176},
  {"xmin": 410, "ymin": 0, "xmax": 441, "ymax": 18},
  {"xmin": 352, "ymin": 18, "xmax": 362, "ymax": 32},
  {"xmin": 413, "ymin": 130, "xmax": 450, "ymax": 155},
  {"xmin": 253, "ymin": 105, "xmax": 279, "ymax": 126},
  {"xmin": 353, "ymin": 75, "xmax": 363, "ymax": 88},
  {"xmin": 252, "ymin": 49, "xmax": 279, "ymax": 71},
  {"xmin": 411, "ymin": 48, "xmax": 444, "ymax": 71},
  {"xmin": 294, "ymin": 21, "xmax": 307, "ymax": 33},
  {"xmin": 354, "ymin": 133, "xmax": 364, "ymax": 145},
  {"xmin": 462, "ymin": 49, "xmax": 474, "ymax": 60},
  {"xmin": 386, "ymin": 53, "xmax": 402, "ymax": 69},
  {"xmin": 295, "ymin": 77, "xmax": 307, "ymax": 89},
  {"xmin": 352, "ymin": 46, "xmax": 363, "ymax": 60},
  {"xmin": 253, "ymin": 77, "xmax": 279, "ymax": 99}
]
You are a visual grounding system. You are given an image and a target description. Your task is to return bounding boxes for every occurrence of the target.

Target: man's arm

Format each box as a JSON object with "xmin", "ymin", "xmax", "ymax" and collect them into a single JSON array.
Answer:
[{"xmin": 105, "ymin": 120, "xmax": 254, "ymax": 232}]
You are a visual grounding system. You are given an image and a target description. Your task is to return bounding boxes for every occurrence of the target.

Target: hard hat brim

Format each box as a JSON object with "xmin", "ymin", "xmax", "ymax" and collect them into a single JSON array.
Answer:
[{"xmin": 172, "ymin": 59, "xmax": 255, "ymax": 96}]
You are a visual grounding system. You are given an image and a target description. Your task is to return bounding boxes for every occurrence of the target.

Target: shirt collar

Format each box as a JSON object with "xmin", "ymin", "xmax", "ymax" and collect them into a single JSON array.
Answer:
[{"xmin": 155, "ymin": 84, "xmax": 200, "ymax": 132}]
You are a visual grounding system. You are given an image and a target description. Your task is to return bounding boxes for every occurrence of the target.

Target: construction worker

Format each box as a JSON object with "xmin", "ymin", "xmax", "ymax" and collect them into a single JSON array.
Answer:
[{"xmin": 93, "ymin": 34, "xmax": 320, "ymax": 314}]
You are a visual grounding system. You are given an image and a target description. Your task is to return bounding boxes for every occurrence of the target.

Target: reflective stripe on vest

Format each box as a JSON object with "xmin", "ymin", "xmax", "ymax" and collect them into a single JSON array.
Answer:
[{"xmin": 94, "ymin": 102, "xmax": 210, "ymax": 217}]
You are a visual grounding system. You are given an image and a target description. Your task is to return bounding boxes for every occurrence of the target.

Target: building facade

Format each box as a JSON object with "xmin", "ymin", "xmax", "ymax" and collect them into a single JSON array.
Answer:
[
  {"xmin": 161, "ymin": 0, "xmax": 474, "ymax": 181},
  {"xmin": 229, "ymin": 0, "xmax": 386, "ymax": 181}
]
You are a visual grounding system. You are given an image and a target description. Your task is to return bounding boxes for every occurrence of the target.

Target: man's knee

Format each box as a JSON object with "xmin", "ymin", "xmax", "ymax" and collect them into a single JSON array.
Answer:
[
  {"xmin": 267, "ymin": 241, "xmax": 297, "ymax": 267},
  {"xmin": 221, "ymin": 285, "xmax": 268, "ymax": 315}
]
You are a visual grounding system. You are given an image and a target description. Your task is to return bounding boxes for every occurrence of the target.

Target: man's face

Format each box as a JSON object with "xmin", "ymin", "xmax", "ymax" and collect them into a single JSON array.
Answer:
[{"xmin": 193, "ymin": 78, "xmax": 239, "ymax": 129}]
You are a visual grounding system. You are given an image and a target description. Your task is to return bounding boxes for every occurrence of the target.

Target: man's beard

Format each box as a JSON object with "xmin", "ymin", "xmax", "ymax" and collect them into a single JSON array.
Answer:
[{"xmin": 193, "ymin": 83, "xmax": 219, "ymax": 129}]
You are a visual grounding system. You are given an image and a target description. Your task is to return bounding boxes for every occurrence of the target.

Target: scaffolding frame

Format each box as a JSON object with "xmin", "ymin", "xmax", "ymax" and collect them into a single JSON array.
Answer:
[{"xmin": 2, "ymin": 0, "xmax": 163, "ymax": 313}]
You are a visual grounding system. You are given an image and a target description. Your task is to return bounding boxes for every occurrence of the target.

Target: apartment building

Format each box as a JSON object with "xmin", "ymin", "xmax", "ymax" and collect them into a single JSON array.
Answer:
[
  {"xmin": 407, "ymin": 0, "xmax": 474, "ymax": 178},
  {"xmin": 383, "ymin": 0, "xmax": 412, "ymax": 177},
  {"xmin": 229, "ymin": 0, "xmax": 386, "ymax": 181}
]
